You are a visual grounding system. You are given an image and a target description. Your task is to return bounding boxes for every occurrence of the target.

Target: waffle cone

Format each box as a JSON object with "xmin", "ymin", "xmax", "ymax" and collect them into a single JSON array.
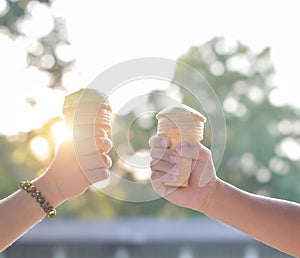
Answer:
[
  {"xmin": 156, "ymin": 107, "xmax": 206, "ymax": 187},
  {"xmin": 162, "ymin": 132, "xmax": 195, "ymax": 187},
  {"xmin": 63, "ymin": 103, "xmax": 112, "ymax": 132}
]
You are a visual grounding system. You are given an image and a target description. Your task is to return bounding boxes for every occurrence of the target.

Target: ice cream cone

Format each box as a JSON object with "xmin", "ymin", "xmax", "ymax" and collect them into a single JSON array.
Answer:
[
  {"xmin": 156, "ymin": 105, "xmax": 206, "ymax": 187},
  {"xmin": 62, "ymin": 89, "xmax": 112, "ymax": 133}
]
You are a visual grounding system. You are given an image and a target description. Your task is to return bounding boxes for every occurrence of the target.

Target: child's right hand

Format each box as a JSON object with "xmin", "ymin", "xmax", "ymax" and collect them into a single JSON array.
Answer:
[{"xmin": 149, "ymin": 135, "xmax": 219, "ymax": 212}]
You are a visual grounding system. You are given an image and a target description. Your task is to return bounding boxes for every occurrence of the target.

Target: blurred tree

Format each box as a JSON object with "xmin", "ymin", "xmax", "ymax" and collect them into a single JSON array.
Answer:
[
  {"xmin": 0, "ymin": 0, "xmax": 73, "ymax": 89},
  {"xmin": 107, "ymin": 37, "xmax": 300, "ymax": 217},
  {"xmin": 1, "ymin": 2, "xmax": 300, "ymax": 218},
  {"xmin": 0, "ymin": 0, "xmax": 72, "ymax": 201},
  {"xmin": 0, "ymin": 135, "xmax": 30, "ymax": 197},
  {"xmin": 174, "ymin": 38, "xmax": 300, "ymax": 201}
]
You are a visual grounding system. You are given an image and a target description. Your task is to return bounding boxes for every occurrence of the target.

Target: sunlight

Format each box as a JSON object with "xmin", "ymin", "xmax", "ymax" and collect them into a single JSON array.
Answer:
[
  {"xmin": 223, "ymin": 97, "xmax": 238, "ymax": 113},
  {"xmin": 256, "ymin": 168, "xmax": 271, "ymax": 183},
  {"xmin": 124, "ymin": 151, "xmax": 152, "ymax": 182},
  {"xmin": 248, "ymin": 86, "xmax": 264, "ymax": 103},
  {"xmin": 210, "ymin": 61, "xmax": 225, "ymax": 76},
  {"xmin": 30, "ymin": 136, "xmax": 50, "ymax": 161},
  {"xmin": 278, "ymin": 137, "xmax": 300, "ymax": 161},
  {"xmin": 132, "ymin": 167, "xmax": 152, "ymax": 182},
  {"xmin": 93, "ymin": 178, "xmax": 110, "ymax": 189},
  {"xmin": 226, "ymin": 54, "xmax": 252, "ymax": 75},
  {"xmin": 18, "ymin": 2, "xmax": 54, "ymax": 38},
  {"xmin": 0, "ymin": 0, "xmax": 8, "ymax": 15},
  {"xmin": 109, "ymin": 78, "xmax": 171, "ymax": 115},
  {"xmin": 269, "ymin": 157, "xmax": 289, "ymax": 175},
  {"xmin": 0, "ymin": 33, "xmax": 66, "ymax": 136},
  {"xmin": 51, "ymin": 121, "xmax": 72, "ymax": 150},
  {"xmin": 55, "ymin": 43, "xmax": 75, "ymax": 62}
]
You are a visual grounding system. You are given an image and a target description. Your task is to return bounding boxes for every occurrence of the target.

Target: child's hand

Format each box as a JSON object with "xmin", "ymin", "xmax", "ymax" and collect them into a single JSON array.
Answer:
[
  {"xmin": 149, "ymin": 135, "xmax": 219, "ymax": 212},
  {"xmin": 43, "ymin": 127, "xmax": 112, "ymax": 204}
]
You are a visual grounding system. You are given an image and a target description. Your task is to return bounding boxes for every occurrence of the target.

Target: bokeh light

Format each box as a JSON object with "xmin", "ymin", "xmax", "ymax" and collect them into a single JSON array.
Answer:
[
  {"xmin": 18, "ymin": 2, "xmax": 54, "ymax": 38},
  {"xmin": 30, "ymin": 136, "xmax": 50, "ymax": 161},
  {"xmin": 51, "ymin": 120, "xmax": 72, "ymax": 150},
  {"xmin": 0, "ymin": 0, "xmax": 8, "ymax": 15}
]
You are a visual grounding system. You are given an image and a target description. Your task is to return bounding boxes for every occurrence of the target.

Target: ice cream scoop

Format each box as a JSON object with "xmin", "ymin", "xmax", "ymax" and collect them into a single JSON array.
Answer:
[{"xmin": 156, "ymin": 104, "xmax": 206, "ymax": 187}]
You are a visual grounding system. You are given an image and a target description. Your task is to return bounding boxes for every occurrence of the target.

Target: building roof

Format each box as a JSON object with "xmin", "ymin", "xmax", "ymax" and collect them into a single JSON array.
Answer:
[{"xmin": 19, "ymin": 218, "xmax": 254, "ymax": 245}]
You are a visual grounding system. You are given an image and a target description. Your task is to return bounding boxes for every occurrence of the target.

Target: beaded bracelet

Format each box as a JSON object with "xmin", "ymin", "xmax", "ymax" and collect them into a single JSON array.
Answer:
[{"xmin": 19, "ymin": 180, "xmax": 57, "ymax": 219}]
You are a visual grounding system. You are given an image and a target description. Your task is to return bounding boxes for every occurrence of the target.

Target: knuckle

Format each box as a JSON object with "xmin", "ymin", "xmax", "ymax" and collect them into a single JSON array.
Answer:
[
  {"xmin": 97, "ymin": 137, "xmax": 112, "ymax": 151},
  {"xmin": 198, "ymin": 144, "xmax": 212, "ymax": 162},
  {"xmin": 149, "ymin": 148, "xmax": 156, "ymax": 158},
  {"xmin": 150, "ymin": 148, "xmax": 164, "ymax": 159},
  {"xmin": 153, "ymin": 136, "xmax": 162, "ymax": 145},
  {"xmin": 149, "ymin": 135, "xmax": 168, "ymax": 148},
  {"xmin": 150, "ymin": 159, "xmax": 159, "ymax": 168},
  {"xmin": 201, "ymin": 145, "xmax": 212, "ymax": 157},
  {"xmin": 102, "ymin": 155, "xmax": 112, "ymax": 168},
  {"xmin": 104, "ymin": 138, "xmax": 113, "ymax": 151},
  {"xmin": 148, "ymin": 135, "xmax": 156, "ymax": 147},
  {"xmin": 177, "ymin": 142, "xmax": 196, "ymax": 157},
  {"xmin": 150, "ymin": 172, "xmax": 158, "ymax": 181},
  {"xmin": 95, "ymin": 127, "xmax": 107, "ymax": 137}
]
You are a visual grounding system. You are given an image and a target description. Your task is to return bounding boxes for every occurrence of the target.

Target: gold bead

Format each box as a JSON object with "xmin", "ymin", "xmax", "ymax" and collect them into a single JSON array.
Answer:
[
  {"xmin": 19, "ymin": 180, "xmax": 28, "ymax": 189},
  {"xmin": 47, "ymin": 208, "xmax": 57, "ymax": 219},
  {"xmin": 27, "ymin": 185, "xmax": 34, "ymax": 192}
]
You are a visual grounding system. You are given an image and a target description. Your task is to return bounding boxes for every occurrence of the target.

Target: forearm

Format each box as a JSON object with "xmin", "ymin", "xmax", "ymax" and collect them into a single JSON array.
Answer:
[
  {"xmin": 203, "ymin": 180, "xmax": 300, "ymax": 257},
  {"xmin": 0, "ymin": 173, "xmax": 64, "ymax": 252}
]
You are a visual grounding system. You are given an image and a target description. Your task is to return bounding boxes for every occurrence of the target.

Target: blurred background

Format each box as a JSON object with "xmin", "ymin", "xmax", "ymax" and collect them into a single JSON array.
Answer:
[{"xmin": 0, "ymin": 0, "xmax": 299, "ymax": 257}]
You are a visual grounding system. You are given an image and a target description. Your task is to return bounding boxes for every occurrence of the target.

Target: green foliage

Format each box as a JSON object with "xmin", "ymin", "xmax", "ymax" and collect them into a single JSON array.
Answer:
[
  {"xmin": 175, "ymin": 38, "xmax": 300, "ymax": 201},
  {"xmin": 0, "ymin": 135, "xmax": 32, "ymax": 197},
  {"xmin": 0, "ymin": 0, "xmax": 72, "ymax": 197},
  {"xmin": 0, "ymin": 0, "xmax": 72, "ymax": 89},
  {"xmin": 108, "ymin": 38, "xmax": 300, "ymax": 216},
  {"xmin": 1, "ymin": 1, "xmax": 300, "ymax": 216},
  {"xmin": 0, "ymin": 117, "xmax": 62, "ymax": 199}
]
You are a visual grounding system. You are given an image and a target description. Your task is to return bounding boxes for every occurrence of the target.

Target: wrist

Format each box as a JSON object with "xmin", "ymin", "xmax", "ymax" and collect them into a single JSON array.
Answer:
[
  {"xmin": 32, "ymin": 170, "xmax": 66, "ymax": 208},
  {"xmin": 200, "ymin": 179, "xmax": 230, "ymax": 218},
  {"xmin": 196, "ymin": 177, "xmax": 222, "ymax": 214}
]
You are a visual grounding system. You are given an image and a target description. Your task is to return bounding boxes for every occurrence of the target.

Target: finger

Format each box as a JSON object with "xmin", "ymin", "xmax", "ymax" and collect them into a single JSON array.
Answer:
[
  {"xmin": 100, "ymin": 154, "xmax": 112, "ymax": 169},
  {"xmin": 151, "ymin": 171, "xmax": 179, "ymax": 197},
  {"xmin": 73, "ymin": 125, "xmax": 107, "ymax": 139},
  {"xmin": 150, "ymin": 159, "xmax": 178, "ymax": 174},
  {"xmin": 148, "ymin": 135, "xmax": 170, "ymax": 148},
  {"xmin": 85, "ymin": 168, "xmax": 110, "ymax": 184},
  {"xmin": 77, "ymin": 152, "xmax": 110, "ymax": 171},
  {"xmin": 151, "ymin": 171, "xmax": 165, "ymax": 183},
  {"xmin": 94, "ymin": 127, "xmax": 108, "ymax": 137},
  {"xmin": 151, "ymin": 170, "xmax": 178, "ymax": 183},
  {"xmin": 76, "ymin": 137, "xmax": 112, "ymax": 155},
  {"xmin": 151, "ymin": 171, "xmax": 165, "ymax": 194},
  {"xmin": 96, "ymin": 137, "xmax": 113, "ymax": 153},
  {"xmin": 150, "ymin": 148, "xmax": 178, "ymax": 163},
  {"xmin": 151, "ymin": 171, "xmax": 166, "ymax": 194},
  {"xmin": 176, "ymin": 142, "xmax": 211, "ymax": 162}
]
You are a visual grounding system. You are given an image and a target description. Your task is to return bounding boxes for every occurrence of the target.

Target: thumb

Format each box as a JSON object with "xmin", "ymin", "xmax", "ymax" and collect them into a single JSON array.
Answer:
[
  {"xmin": 176, "ymin": 142, "xmax": 211, "ymax": 162},
  {"xmin": 175, "ymin": 142, "xmax": 202, "ymax": 159},
  {"xmin": 197, "ymin": 157, "xmax": 216, "ymax": 188},
  {"xmin": 85, "ymin": 169, "xmax": 110, "ymax": 185}
]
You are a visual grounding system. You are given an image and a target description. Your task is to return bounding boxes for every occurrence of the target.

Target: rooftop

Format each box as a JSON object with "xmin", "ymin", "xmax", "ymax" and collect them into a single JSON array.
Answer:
[{"xmin": 20, "ymin": 217, "xmax": 253, "ymax": 244}]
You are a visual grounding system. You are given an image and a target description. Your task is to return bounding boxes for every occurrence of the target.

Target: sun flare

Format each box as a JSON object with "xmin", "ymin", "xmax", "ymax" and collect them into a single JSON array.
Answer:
[{"xmin": 51, "ymin": 121, "xmax": 72, "ymax": 150}]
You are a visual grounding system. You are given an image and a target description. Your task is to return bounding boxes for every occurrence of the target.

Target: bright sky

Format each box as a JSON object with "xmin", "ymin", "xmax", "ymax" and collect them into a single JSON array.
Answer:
[{"xmin": 1, "ymin": 0, "xmax": 300, "ymax": 136}]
